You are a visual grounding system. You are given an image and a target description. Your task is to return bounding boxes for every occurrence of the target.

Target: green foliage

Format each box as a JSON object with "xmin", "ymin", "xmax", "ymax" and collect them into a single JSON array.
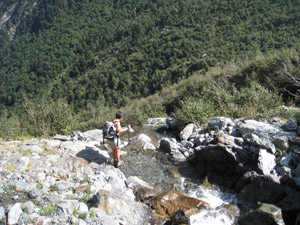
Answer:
[
  {"xmin": 49, "ymin": 184, "xmax": 58, "ymax": 192},
  {"xmin": 0, "ymin": 0, "xmax": 299, "ymax": 115},
  {"xmin": 22, "ymin": 95, "xmax": 76, "ymax": 137},
  {"xmin": 0, "ymin": 111, "xmax": 23, "ymax": 140},
  {"xmin": 79, "ymin": 212, "xmax": 87, "ymax": 220},
  {"xmin": 40, "ymin": 204, "xmax": 56, "ymax": 216}
]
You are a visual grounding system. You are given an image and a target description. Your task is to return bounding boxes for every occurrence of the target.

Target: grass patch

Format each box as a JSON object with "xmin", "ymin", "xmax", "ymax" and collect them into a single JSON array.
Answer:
[
  {"xmin": 40, "ymin": 204, "xmax": 56, "ymax": 216},
  {"xmin": 4, "ymin": 164, "xmax": 17, "ymax": 170}
]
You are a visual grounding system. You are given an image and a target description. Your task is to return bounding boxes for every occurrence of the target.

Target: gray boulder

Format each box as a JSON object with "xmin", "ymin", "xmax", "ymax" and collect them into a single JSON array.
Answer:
[
  {"xmin": 83, "ymin": 129, "xmax": 103, "ymax": 142},
  {"xmin": 237, "ymin": 120, "xmax": 296, "ymax": 140},
  {"xmin": 93, "ymin": 189, "xmax": 155, "ymax": 225},
  {"xmin": 243, "ymin": 133, "xmax": 276, "ymax": 154},
  {"xmin": 285, "ymin": 119, "xmax": 298, "ymax": 131},
  {"xmin": 130, "ymin": 134, "xmax": 156, "ymax": 150}
]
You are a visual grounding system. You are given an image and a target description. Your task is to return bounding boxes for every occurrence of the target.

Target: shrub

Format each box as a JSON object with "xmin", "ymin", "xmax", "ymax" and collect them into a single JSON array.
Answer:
[{"xmin": 22, "ymin": 95, "xmax": 76, "ymax": 137}]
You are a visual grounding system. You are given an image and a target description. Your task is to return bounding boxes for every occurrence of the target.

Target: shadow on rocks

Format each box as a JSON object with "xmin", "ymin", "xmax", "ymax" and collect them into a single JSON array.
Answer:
[{"xmin": 76, "ymin": 146, "xmax": 108, "ymax": 165}]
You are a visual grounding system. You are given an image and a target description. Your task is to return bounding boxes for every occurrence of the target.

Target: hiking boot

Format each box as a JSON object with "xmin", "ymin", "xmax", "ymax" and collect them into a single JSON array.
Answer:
[{"xmin": 113, "ymin": 160, "xmax": 124, "ymax": 168}]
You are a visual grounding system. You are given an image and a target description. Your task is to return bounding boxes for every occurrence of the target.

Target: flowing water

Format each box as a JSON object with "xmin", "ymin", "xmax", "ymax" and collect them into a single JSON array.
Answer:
[{"xmin": 118, "ymin": 126, "xmax": 239, "ymax": 225}]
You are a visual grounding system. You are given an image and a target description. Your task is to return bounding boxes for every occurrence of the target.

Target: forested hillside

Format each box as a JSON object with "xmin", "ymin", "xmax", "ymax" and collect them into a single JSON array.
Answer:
[{"xmin": 0, "ymin": 0, "xmax": 300, "ymax": 113}]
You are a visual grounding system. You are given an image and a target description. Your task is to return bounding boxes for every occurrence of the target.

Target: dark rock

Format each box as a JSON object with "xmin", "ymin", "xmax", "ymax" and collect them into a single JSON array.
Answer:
[
  {"xmin": 164, "ymin": 210, "xmax": 189, "ymax": 225},
  {"xmin": 285, "ymin": 119, "xmax": 298, "ymax": 131},
  {"xmin": 238, "ymin": 203, "xmax": 283, "ymax": 225},
  {"xmin": 238, "ymin": 175, "xmax": 286, "ymax": 206}
]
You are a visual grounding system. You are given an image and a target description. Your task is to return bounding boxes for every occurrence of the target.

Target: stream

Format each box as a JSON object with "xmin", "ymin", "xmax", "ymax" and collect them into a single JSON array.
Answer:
[{"xmin": 117, "ymin": 126, "xmax": 239, "ymax": 225}]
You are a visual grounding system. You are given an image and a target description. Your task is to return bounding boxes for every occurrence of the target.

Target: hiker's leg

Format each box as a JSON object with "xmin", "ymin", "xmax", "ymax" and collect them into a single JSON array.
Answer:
[{"xmin": 115, "ymin": 147, "xmax": 120, "ymax": 162}]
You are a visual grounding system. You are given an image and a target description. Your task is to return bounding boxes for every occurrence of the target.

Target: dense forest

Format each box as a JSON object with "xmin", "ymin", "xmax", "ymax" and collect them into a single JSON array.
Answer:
[{"xmin": 0, "ymin": 0, "xmax": 300, "ymax": 114}]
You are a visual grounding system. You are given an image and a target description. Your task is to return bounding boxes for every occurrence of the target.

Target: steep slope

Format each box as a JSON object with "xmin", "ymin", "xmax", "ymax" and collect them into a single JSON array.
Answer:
[{"xmin": 0, "ymin": 0, "xmax": 299, "ymax": 113}]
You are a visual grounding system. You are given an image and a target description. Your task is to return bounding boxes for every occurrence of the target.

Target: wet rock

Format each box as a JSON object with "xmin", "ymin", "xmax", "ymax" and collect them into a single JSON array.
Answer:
[
  {"xmin": 130, "ymin": 134, "xmax": 156, "ymax": 150},
  {"xmin": 180, "ymin": 123, "xmax": 194, "ymax": 140},
  {"xmin": 238, "ymin": 203, "xmax": 283, "ymax": 225},
  {"xmin": 208, "ymin": 117, "xmax": 234, "ymax": 131},
  {"xmin": 164, "ymin": 210, "xmax": 189, "ymax": 225},
  {"xmin": 150, "ymin": 191, "xmax": 210, "ymax": 219},
  {"xmin": 8, "ymin": 203, "xmax": 23, "ymax": 225},
  {"xmin": 238, "ymin": 175, "xmax": 285, "ymax": 206},
  {"xmin": 159, "ymin": 137, "xmax": 181, "ymax": 154},
  {"xmin": 135, "ymin": 187, "xmax": 155, "ymax": 203}
]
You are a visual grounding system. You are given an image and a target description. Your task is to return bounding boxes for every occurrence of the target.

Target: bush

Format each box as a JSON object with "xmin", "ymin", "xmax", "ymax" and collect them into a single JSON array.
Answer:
[
  {"xmin": 0, "ymin": 111, "xmax": 24, "ymax": 140},
  {"xmin": 22, "ymin": 95, "xmax": 76, "ymax": 137},
  {"xmin": 173, "ymin": 81, "xmax": 284, "ymax": 124}
]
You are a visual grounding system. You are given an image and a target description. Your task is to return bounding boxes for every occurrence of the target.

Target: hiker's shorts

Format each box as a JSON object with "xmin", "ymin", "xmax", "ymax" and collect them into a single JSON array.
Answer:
[{"xmin": 106, "ymin": 137, "xmax": 120, "ymax": 149}]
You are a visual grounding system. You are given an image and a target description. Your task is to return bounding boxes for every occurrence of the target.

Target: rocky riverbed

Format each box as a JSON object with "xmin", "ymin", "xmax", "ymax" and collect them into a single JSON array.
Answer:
[{"xmin": 0, "ymin": 116, "xmax": 300, "ymax": 224}]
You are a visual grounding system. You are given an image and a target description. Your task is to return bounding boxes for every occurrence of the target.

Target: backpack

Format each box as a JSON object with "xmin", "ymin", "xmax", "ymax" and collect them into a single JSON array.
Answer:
[{"xmin": 102, "ymin": 120, "xmax": 118, "ymax": 143}]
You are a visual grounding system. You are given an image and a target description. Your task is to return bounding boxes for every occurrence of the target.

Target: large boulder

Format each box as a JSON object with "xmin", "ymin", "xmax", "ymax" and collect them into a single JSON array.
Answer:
[
  {"xmin": 194, "ymin": 143, "xmax": 239, "ymax": 172},
  {"xmin": 130, "ymin": 134, "xmax": 156, "ymax": 150},
  {"xmin": 150, "ymin": 191, "xmax": 210, "ymax": 219},
  {"xmin": 238, "ymin": 175, "xmax": 285, "ymax": 206},
  {"xmin": 237, "ymin": 120, "xmax": 296, "ymax": 140},
  {"xmin": 92, "ymin": 189, "xmax": 155, "ymax": 225},
  {"xmin": 83, "ymin": 129, "xmax": 103, "ymax": 142}
]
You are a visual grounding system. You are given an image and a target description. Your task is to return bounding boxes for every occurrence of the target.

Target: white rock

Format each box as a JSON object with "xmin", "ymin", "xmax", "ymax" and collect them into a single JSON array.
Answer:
[
  {"xmin": 180, "ymin": 123, "xmax": 195, "ymax": 140},
  {"xmin": 258, "ymin": 149, "xmax": 276, "ymax": 175},
  {"xmin": 18, "ymin": 156, "xmax": 30, "ymax": 168},
  {"xmin": 8, "ymin": 203, "xmax": 22, "ymax": 225},
  {"xmin": 77, "ymin": 202, "xmax": 89, "ymax": 214},
  {"xmin": 237, "ymin": 120, "xmax": 296, "ymax": 140}
]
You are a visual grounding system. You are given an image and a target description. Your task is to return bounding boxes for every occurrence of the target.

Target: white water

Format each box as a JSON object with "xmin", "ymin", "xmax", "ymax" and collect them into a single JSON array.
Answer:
[{"xmin": 181, "ymin": 178, "xmax": 238, "ymax": 225}]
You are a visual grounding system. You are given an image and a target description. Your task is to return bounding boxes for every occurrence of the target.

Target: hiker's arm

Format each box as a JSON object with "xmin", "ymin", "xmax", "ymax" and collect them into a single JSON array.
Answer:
[{"xmin": 115, "ymin": 122, "xmax": 130, "ymax": 134}]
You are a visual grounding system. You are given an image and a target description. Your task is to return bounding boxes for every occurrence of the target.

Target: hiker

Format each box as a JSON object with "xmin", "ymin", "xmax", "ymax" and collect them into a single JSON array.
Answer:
[{"xmin": 105, "ymin": 111, "xmax": 131, "ymax": 168}]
